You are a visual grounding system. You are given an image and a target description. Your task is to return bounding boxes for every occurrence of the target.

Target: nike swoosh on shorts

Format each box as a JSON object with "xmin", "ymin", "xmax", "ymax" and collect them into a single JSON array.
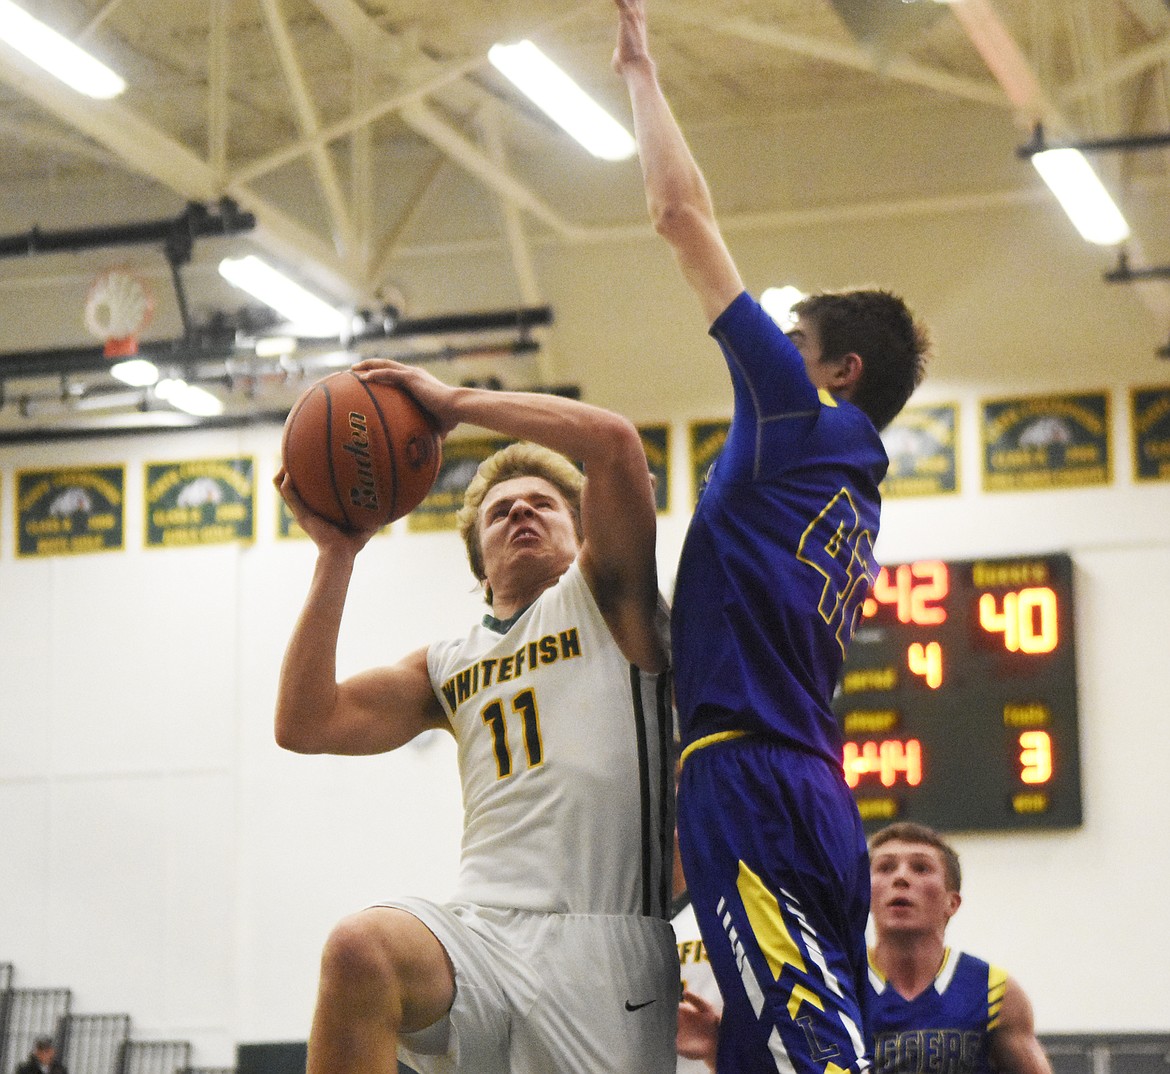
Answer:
[{"xmin": 624, "ymin": 999, "xmax": 656, "ymax": 1011}]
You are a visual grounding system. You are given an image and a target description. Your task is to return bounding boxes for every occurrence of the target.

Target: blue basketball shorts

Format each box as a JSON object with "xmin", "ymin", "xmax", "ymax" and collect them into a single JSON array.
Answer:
[{"xmin": 677, "ymin": 734, "xmax": 872, "ymax": 1074}]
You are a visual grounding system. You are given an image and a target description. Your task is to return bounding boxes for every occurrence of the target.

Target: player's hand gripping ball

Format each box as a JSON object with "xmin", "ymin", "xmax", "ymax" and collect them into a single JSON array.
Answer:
[{"xmin": 281, "ymin": 370, "xmax": 442, "ymax": 531}]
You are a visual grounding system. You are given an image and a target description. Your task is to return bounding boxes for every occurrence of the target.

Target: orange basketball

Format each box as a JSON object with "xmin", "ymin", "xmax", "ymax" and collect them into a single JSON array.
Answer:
[{"xmin": 281, "ymin": 370, "xmax": 441, "ymax": 531}]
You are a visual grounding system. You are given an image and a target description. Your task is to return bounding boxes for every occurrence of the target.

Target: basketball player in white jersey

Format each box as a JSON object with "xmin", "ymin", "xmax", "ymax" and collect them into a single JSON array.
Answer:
[{"xmin": 274, "ymin": 357, "xmax": 678, "ymax": 1074}]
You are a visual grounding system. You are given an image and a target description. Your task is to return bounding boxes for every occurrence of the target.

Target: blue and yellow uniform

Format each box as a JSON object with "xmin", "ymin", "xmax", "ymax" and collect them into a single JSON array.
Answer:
[
  {"xmin": 869, "ymin": 949, "xmax": 1008, "ymax": 1074},
  {"xmin": 674, "ymin": 292, "xmax": 886, "ymax": 1074}
]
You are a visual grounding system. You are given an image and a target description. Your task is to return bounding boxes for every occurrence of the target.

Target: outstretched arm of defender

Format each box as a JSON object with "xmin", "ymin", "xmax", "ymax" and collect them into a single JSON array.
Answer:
[{"xmin": 613, "ymin": 0, "xmax": 743, "ymax": 325}]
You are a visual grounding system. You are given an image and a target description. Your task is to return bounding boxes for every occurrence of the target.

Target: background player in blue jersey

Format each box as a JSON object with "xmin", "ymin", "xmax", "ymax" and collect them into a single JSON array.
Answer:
[
  {"xmin": 613, "ymin": 2, "xmax": 930, "ymax": 1071},
  {"xmin": 868, "ymin": 823, "xmax": 1052, "ymax": 1074}
]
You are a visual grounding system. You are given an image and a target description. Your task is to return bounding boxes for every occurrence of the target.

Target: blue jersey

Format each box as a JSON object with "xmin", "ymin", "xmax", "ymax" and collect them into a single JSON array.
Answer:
[
  {"xmin": 671, "ymin": 291, "xmax": 888, "ymax": 762},
  {"xmin": 869, "ymin": 949, "xmax": 1008, "ymax": 1074}
]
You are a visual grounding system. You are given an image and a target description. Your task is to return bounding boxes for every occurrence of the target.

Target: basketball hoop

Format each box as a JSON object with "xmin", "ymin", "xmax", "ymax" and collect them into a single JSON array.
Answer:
[{"xmin": 85, "ymin": 267, "xmax": 155, "ymax": 358}]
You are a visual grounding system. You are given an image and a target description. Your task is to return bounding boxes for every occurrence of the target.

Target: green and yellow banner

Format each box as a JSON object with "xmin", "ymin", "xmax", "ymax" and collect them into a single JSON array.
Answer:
[
  {"xmin": 145, "ymin": 457, "xmax": 255, "ymax": 547},
  {"xmin": 17, "ymin": 465, "xmax": 125, "ymax": 557}
]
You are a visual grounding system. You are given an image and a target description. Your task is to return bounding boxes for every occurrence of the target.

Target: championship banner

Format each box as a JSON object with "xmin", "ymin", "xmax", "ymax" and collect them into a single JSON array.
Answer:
[
  {"xmin": 145, "ymin": 457, "xmax": 255, "ymax": 547},
  {"xmin": 408, "ymin": 435, "xmax": 511, "ymax": 533},
  {"xmin": 17, "ymin": 465, "xmax": 125, "ymax": 557},
  {"xmin": 638, "ymin": 424, "xmax": 671, "ymax": 513},
  {"xmin": 880, "ymin": 402, "xmax": 959, "ymax": 498},
  {"xmin": 981, "ymin": 391, "xmax": 1111, "ymax": 492},
  {"xmin": 688, "ymin": 420, "xmax": 729, "ymax": 508},
  {"xmin": 1131, "ymin": 386, "xmax": 1170, "ymax": 483}
]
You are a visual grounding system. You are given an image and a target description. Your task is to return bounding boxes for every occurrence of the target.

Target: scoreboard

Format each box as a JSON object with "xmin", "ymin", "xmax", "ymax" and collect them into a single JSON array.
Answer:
[{"xmin": 833, "ymin": 552, "xmax": 1082, "ymax": 833}]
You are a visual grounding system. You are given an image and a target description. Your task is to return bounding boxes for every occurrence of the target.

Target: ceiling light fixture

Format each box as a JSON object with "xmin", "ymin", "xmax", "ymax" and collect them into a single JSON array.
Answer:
[
  {"xmin": 0, "ymin": 0, "xmax": 125, "ymax": 99},
  {"xmin": 218, "ymin": 255, "xmax": 348, "ymax": 338},
  {"xmin": 155, "ymin": 378, "xmax": 224, "ymax": 417},
  {"xmin": 1029, "ymin": 148, "xmax": 1130, "ymax": 246},
  {"xmin": 110, "ymin": 358, "xmax": 160, "ymax": 387},
  {"xmin": 72, "ymin": 388, "xmax": 146, "ymax": 413},
  {"xmin": 254, "ymin": 336, "xmax": 298, "ymax": 359},
  {"xmin": 488, "ymin": 40, "xmax": 635, "ymax": 161},
  {"xmin": 760, "ymin": 286, "xmax": 806, "ymax": 331}
]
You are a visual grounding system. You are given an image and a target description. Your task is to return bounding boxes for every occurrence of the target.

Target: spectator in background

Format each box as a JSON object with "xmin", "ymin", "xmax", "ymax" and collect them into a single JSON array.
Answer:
[{"xmin": 16, "ymin": 1037, "xmax": 67, "ymax": 1074}]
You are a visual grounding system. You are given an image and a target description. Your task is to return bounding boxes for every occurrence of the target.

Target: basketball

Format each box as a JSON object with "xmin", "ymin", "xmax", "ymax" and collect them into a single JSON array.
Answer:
[{"xmin": 281, "ymin": 370, "xmax": 442, "ymax": 531}]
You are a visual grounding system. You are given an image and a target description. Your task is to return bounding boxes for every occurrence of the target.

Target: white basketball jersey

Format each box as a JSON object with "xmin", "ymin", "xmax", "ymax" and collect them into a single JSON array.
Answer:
[{"xmin": 428, "ymin": 560, "xmax": 674, "ymax": 917}]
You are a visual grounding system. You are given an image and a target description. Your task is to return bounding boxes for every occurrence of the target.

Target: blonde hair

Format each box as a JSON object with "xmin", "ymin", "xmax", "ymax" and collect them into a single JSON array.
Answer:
[{"xmin": 457, "ymin": 442, "xmax": 584, "ymax": 598}]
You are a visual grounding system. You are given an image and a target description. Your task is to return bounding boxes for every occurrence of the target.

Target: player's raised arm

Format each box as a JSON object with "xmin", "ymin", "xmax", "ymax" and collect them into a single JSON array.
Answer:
[
  {"xmin": 613, "ymin": 0, "xmax": 743, "ymax": 325},
  {"xmin": 272, "ymin": 471, "xmax": 447, "ymax": 755},
  {"xmin": 354, "ymin": 359, "xmax": 664, "ymax": 671}
]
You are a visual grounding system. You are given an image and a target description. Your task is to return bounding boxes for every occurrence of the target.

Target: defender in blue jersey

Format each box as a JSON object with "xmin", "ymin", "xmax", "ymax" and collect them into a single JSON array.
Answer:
[
  {"xmin": 614, "ymin": 3, "xmax": 930, "ymax": 1072},
  {"xmin": 869, "ymin": 824, "xmax": 1052, "ymax": 1074}
]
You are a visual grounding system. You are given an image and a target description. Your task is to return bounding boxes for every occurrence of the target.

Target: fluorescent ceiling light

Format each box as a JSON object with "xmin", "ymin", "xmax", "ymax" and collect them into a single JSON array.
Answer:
[
  {"xmin": 80, "ymin": 411, "xmax": 198, "ymax": 430},
  {"xmin": 155, "ymin": 378, "xmax": 224, "ymax": 417},
  {"xmin": 110, "ymin": 358, "xmax": 159, "ymax": 386},
  {"xmin": 254, "ymin": 335, "xmax": 297, "ymax": 358},
  {"xmin": 0, "ymin": 0, "xmax": 125, "ymax": 99},
  {"xmin": 73, "ymin": 388, "xmax": 145, "ymax": 412},
  {"xmin": 306, "ymin": 350, "xmax": 360, "ymax": 370},
  {"xmin": 488, "ymin": 40, "xmax": 635, "ymax": 161},
  {"xmin": 218, "ymin": 255, "xmax": 348, "ymax": 338},
  {"xmin": 1031, "ymin": 148, "xmax": 1130, "ymax": 246},
  {"xmin": 761, "ymin": 285, "xmax": 806, "ymax": 331}
]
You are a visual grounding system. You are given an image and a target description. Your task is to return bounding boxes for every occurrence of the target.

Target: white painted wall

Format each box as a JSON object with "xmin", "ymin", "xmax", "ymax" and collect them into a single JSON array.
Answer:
[
  {"xmin": 2, "ymin": 165, "xmax": 1169, "ymax": 1061},
  {"xmin": 1, "ymin": 387, "xmax": 1167, "ymax": 1064}
]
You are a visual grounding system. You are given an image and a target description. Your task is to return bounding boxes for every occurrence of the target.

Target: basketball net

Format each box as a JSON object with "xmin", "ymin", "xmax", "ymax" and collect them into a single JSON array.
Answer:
[{"xmin": 84, "ymin": 267, "xmax": 155, "ymax": 359}]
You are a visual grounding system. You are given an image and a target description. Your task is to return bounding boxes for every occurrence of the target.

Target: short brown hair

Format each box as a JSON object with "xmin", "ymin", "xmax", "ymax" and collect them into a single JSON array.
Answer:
[
  {"xmin": 457, "ymin": 442, "xmax": 584, "ymax": 596},
  {"xmin": 869, "ymin": 821, "xmax": 961, "ymax": 892},
  {"xmin": 792, "ymin": 289, "xmax": 930, "ymax": 431}
]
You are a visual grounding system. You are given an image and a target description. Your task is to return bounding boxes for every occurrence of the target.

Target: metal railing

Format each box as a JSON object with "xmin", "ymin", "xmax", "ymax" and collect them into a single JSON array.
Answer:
[
  {"xmin": 0, "ymin": 969, "xmax": 245, "ymax": 1074},
  {"xmin": 0, "ymin": 987, "xmax": 72, "ymax": 1074},
  {"xmin": 61, "ymin": 1012, "xmax": 131, "ymax": 1074},
  {"xmin": 121, "ymin": 1039, "xmax": 193, "ymax": 1074},
  {"xmin": 1042, "ymin": 1035, "xmax": 1170, "ymax": 1074}
]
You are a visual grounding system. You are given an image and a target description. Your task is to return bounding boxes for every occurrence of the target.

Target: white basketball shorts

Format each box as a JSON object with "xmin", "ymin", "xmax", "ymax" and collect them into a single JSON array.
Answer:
[{"xmin": 376, "ymin": 898, "xmax": 679, "ymax": 1074}]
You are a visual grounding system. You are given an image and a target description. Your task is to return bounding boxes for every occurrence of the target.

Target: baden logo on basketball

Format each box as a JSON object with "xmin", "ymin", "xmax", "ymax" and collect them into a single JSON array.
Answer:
[
  {"xmin": 344, "ymin": 410, "xmax": 380, "ymax": 513},
  {"xmin": 281, "ymin": 370, "xmax": 441, "ymax": 531}
]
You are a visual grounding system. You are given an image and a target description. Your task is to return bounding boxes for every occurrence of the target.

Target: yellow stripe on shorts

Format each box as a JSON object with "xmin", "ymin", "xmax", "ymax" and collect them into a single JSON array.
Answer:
[
  {"xmin": 737, "ymin": 860, "xmax": 807, "ymax": 981},
  {"xmin": 679, "ymin": 729, "xmax": 751, "ymax": 766}
]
